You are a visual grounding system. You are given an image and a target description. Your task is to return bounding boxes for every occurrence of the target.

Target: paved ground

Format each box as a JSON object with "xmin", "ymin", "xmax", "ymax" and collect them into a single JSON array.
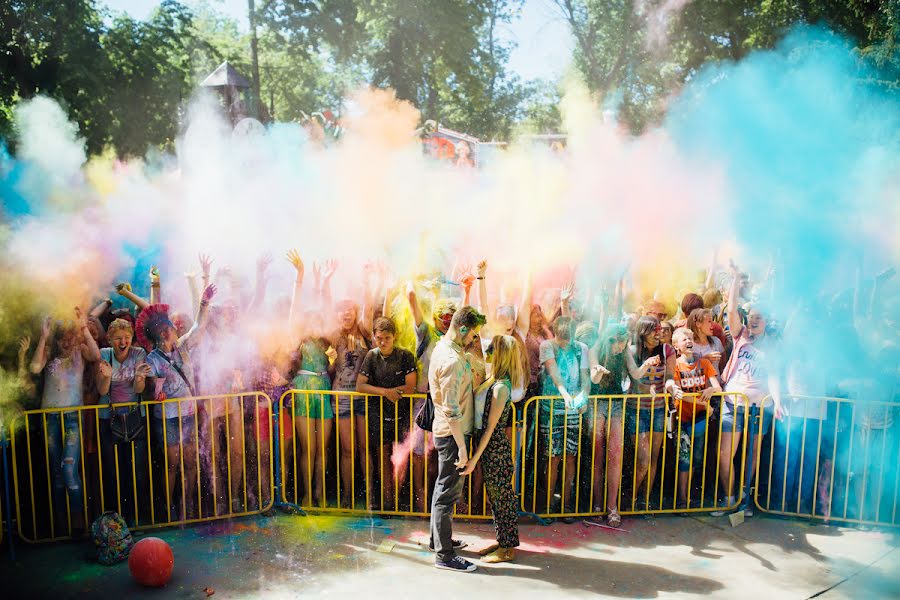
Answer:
[{"xmin": 2, "ymin": 511, "xmax": 898, "ymax": 599}]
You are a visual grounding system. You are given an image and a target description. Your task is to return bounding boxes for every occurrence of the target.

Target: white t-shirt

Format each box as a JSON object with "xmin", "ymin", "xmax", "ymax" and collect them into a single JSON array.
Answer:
[{"xmin": 693, "ymin": 336, "xmax": 725, "ymax": 376}]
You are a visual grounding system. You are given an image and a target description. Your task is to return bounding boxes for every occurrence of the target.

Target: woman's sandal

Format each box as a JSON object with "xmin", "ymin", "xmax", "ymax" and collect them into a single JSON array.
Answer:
[
  {"xmin": 482, "ymin": 548, "xmax": 516, "ymax": 563},
  {"xmin": 478, "ymin": 542, "xmax": 500, "ymax": 556},
  {"xmin": 607, "ymin": 509, "xmax": 622, "ymax": 528}
]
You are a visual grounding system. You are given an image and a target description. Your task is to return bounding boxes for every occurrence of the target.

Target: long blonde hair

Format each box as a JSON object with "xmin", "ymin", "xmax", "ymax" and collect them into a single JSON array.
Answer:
[{"xmin": 488, "ymin": 334, "xmax": 524, "ymax": 390}]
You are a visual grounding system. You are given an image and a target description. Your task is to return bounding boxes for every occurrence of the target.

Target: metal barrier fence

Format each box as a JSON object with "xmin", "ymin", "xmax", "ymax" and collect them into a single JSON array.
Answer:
[
  {"xmin": 277, "ymin": 390, "xmax": 517, "ymax": 519},
  {"xmin": 1, "ymin": 431, "xmax": 6, "ymax": 546},
  {"xmin": 519, "ymin": 393, "xmax": 752, "ymax": 519},
  {"xmin": 755, "ymin": 394, "xmax": 900, "ymax": 528},
  {"xmin": 8, "ymin": 393, "xmax": 273, "ymax": 543},
  {"xmin": 6, "ymin": 389, "xmax": 898, "ymax": 545}
]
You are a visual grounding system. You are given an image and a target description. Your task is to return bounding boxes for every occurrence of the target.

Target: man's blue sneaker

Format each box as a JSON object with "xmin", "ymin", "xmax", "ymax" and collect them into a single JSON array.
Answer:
[{"xmin": 435, "ymin": 555, "xmax": 477, "ymax": 572}]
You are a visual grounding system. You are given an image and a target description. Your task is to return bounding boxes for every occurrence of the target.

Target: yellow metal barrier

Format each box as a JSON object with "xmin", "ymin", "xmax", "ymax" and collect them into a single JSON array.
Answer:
[
  {"xmin": 277, "ymin": 389, "xmax": 516, "ymax": 520},
  {"xmin": 9, "ymin": 393, "xmax": 273, "ymax": 543},
  {"xmin": 519, "ymin": 393, "xmax": 751, "ymax": 519},
  {"xmin": 755, "ymin": 394, "xmax": 900, "ymax": 527}
]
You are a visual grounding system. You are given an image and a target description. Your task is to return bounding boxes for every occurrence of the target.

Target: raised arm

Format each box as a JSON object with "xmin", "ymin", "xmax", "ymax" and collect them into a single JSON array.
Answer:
[
  {"xmin": 517, "ymin": 269, "xmax": 533, "ymax": 334},
  {"xmin": 75, "ymin": 307, "xmax": 101, "ymax": 362},
  {"xmin": 30, "ymin": 317, "xmax": 52, "ymax": 374},
  {"xmin": 90, "ymin": 298, "xmax": 112, "ymax": 319},
  {"xmin": 180, "ymin": 284, "xmax": 217, "ymax": 346},
  {"xmin": 560, "ymin": 280, "xmax": 574, "ymax": 318},
  {"xmin": 609, "ymin": 273, "xmax": 625, "ymax": 321},
  {"xmin": 149, "ymin": 266, "xmax": 161, "ymax": 305},
  {"xmin": 705, "ymin": 249, "xmax": 719, "ymax": 290},
  {"xmin": 115, "ymin": 282, "xmax": 149, "ymax": 311},
  {"xmin": 17, "ymin": 335, "xmax": 37, "ymax": 397},
  {"xmin": 360, "ymin": 263, "xmax": 377, "ymax": 335},
  {"xmin": 249, "ymin": 253, "xmax": 273, "ymax": 312},
  {"xmin": 323, "ymin": 259, "xmax": 337, "ymax": 314},
  {"xmin": 596, "ymin": 282, "xmax": 609, "ymax": 331},
  {"xmin": 461, "ymin": 273, "xmax": 474, "ymax": 306},
  {"xmin": 476, "ymin": 260, "xmax": 488, "ymax": 315},
  {"xmin": 727, "ymin": 260, "xmax": 744, "ymax": 339},
  {"xmin": 186, "ymin": 272, "xmax": 201, "ymax": 316},
  {"xmin": 406, "ymin": 282, "xmax": 424, "ymax": 327},
  {"xmin": 382, "ymin": 283, "xmax": 395, "ymax": 319},
  {"xmin": 286, "ymin": 249, "xmax": 304, "ymax": 333},
  {"xmin": 17, "ymin": 335, "xmax": 32, "ymax": 379}
]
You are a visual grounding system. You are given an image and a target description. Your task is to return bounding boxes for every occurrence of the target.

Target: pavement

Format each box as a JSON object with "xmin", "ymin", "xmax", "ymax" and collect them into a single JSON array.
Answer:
[{"xmin": 1, "ymin": 511, "xmax": 898, "ymax": 599}]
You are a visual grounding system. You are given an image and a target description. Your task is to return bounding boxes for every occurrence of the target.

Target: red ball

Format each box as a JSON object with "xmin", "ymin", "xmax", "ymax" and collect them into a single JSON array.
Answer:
[{"xmin": 128, "ymin": 537, "xmax": 174, "ymax": 587}]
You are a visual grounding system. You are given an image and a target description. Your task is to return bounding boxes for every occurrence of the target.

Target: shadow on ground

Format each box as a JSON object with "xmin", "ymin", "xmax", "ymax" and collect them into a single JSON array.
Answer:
[{"xmin": 0, "ymin": 512, "xmax": 897, "ymax": 599}]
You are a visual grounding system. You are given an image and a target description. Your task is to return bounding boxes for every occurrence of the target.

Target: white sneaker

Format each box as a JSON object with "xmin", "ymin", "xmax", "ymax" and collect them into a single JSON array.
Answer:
[{"xmin": 711, "ymin": 496, "xmax": 736, "ymax": 517}]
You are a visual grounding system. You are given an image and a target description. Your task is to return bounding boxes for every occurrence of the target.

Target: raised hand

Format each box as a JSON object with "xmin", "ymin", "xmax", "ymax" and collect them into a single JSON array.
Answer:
[
  {"xmin": 98, "ymin": 360, "xmax": 113, "ymax": 379},
  {"xmin": 149, "ymin": 266, "xmax": 161, "ymax": 284},
  {"xmin": 40, "ymin": 316, "xmax": 53, "ymax": 338},
  {"xmin": 135, "ymin": 363, "xmax": 152, "ymax": 381},
  {"xmin": 214, "ymin": 266, "xmax": 232, "ymax": 282},
  {"xmin": 322, "ymin": 259, "xmax": 338, "ymax": 281},
  {"xmin": 257, "ymin": 252, "xmax": 273, "ymax": 275},
  {"xmin": 115, "ymin": 282, "xmax": 133, "ymax": 295},
  {"xmin": 561, "ymin": 280, "xmax": 575, "ymax": 301},
  {"xmin": 201, "ymin": 284, "xmax": 217, "ymax": 304},
  {"xmin": 18, "ymin": 336, "xmax": 31, "ymax": 357},
  {"xmin": 199, "ymin": 253, "xmax": 213, "ymax": 279},
  {"xmin": 453, "ymin": 261, "xmax": 473, "ymax": 283},
  {"xmin": 477, "ymin": 260, "xmax": 487, "ymax": 278},
  {"xmin": 286, "ymin": 249, "xmax": 304, "ymax": 277},
  {"xmin": 74, "ymin": 306, "xmax": 87, "ymax": 329}
]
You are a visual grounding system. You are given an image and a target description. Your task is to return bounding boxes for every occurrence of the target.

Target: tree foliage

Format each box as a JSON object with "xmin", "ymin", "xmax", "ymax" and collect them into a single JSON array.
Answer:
[
  {"xmin": 555, "ymin": 0, "xmax": 900, "ymax": 132},
  {"xmin": 1, "ymin": 0, "xmax": 896, "ymax": 155}
]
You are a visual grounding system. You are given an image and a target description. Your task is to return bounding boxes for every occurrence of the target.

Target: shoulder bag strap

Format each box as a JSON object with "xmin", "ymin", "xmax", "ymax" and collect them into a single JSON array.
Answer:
[{"xmin": 151, "ymin": 348, "xmax": 196, "ymax": 397}]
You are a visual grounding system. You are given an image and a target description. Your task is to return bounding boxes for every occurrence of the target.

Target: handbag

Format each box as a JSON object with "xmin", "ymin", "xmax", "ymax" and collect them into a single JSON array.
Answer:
[
  {"xmin": 105, "ymin": 349, "xmax": 145, "ymax": 443},
  {"xmin": 110, "ymin": 406, "xmax": 145, "ymax": 443},
  {"xmin": 415, "ymin": 392, "xmax": 435, "ymax": 431}
]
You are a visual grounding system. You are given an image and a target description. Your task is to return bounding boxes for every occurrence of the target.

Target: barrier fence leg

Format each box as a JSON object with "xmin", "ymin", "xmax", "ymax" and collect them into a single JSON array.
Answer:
[
  {"xmin": 273, "ymin": 399, "xmax": 305, "ymax": 516},
  {"xmin": 2, "ymin": 432, "xmax": 15, "ymax": 560},
  {"xmin": 516, "ymin": 402, "xmax": 550, "ymax": 526}
]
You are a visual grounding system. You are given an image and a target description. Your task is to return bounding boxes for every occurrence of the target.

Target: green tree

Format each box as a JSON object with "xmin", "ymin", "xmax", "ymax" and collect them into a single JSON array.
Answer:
[
  {"xmin": 516, "ymin": 78, "xmax": 563, "ymax": 135},
  {"xmin": 102, "ymin": 1, "xmax": 211, "ymax": 156},
  {"xmin": 555, "ymin": 0, "xmax": 900, "ymax": 132},
  {"xmin": 437, "ymin": 0, "xmax": 529, "ymax": 140},
  {"xmin": 0, "ymin": 0, "xmax": 111, "ymax": 152}
]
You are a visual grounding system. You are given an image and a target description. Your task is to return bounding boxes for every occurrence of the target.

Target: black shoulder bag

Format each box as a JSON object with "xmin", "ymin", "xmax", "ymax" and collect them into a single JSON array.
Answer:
[
  {"xmin": 108, "ymin": 352, "xmax": 146, "ymax": 444},
  {"xmin": 415, "ymin": 392, "xmax": 435, "ymax": 432}
]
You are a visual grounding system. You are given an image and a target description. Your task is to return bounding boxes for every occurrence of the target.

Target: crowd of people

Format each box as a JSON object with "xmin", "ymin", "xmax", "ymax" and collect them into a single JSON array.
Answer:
[{"xmin": 9, "ymin": 251, "xmax": 898, "ymax": 570}]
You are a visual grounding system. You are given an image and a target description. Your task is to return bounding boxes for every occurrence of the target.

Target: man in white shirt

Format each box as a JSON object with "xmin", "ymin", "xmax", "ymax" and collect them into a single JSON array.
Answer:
[{"xmin": 428, "ymin": 305, "xmax": 485, "ymax": 572}]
